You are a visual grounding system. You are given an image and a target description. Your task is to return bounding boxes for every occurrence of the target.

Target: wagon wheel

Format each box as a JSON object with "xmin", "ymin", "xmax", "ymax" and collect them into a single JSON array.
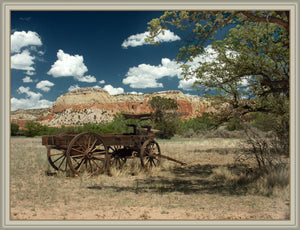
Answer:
[
  {"xmin": 66, "ymin": 132, "xmax": 108, "ymax": 175},
  {"xmin": 47, "ymin": 147, "xmax": 68, "ymax": 171},
  {"xmin": 140, "ymin": 139, "xmax": 161, "ymax": 168},
  {"xmin": 108, "ymin": 145, "xmax": 127, "ymax": 169}
]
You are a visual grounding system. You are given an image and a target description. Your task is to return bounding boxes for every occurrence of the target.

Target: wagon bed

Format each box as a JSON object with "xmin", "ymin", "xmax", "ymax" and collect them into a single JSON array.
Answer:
[{"xmin": 42, "ymin": 132, "xmax": 154, "ymax": 149}]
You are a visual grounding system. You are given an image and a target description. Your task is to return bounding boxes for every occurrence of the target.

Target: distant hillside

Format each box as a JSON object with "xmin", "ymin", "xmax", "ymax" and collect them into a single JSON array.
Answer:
[
  {"xmin": 11, "ymin": 108, "xmax": 50, "ymax": 119},
  {"xmin": 11, "ymin": 88, "xmax": 212, "ymax": 128}
]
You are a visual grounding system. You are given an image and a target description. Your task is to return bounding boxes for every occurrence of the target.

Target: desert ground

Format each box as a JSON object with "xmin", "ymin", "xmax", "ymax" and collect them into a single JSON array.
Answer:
[{"xmin": 10, "ymin": 136, "xmax": 290, "ymax": 221}]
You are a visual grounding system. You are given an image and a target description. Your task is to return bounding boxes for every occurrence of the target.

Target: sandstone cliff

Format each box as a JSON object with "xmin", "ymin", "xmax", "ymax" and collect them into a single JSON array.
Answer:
[
  {"xmin": 13, "ymin": 88, "xmax": 209, "ymax": 128},
  {"xmin": 11, "ymin": 108, "xmax": 50, "ymax": 129}
]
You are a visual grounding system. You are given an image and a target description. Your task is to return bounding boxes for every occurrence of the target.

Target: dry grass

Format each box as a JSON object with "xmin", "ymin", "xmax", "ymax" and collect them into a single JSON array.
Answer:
[{"xmin": 10, "ymin": 137, "xmax": 290, "ymax": 221}]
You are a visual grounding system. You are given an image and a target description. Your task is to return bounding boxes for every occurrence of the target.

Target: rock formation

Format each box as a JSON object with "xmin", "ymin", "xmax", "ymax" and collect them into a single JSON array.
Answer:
[
  {"xmin": 13, "ymin": 88, "xmax": 209, "ymax": 128},
  {"xmin": 11, "ymin": 108, "xmax": 50, "ymax": 129}
]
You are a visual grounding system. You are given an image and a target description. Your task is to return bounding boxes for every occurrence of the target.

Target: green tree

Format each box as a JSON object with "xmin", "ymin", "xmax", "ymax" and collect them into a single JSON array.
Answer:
[
  {"xmin": 24, "ymin": 121, "xmax": 44, "ymax": 137},
  {"xmin": 149, "ymin": 96, "xmax": 179, "ymax": 139},
  {"xmin": 146, "ymin": 11, "xmax": 288, "ymax": 62},
  {"xmin": 11, "ymin": 123, "xmax": 19, "ymax": 136},
  {"xmin": 146, "ymin": 10, "xmax": 289, "ymax": 122},
  {"xmin": 147, "ymin": 11, "xmax": 290, "ymax": 170}
]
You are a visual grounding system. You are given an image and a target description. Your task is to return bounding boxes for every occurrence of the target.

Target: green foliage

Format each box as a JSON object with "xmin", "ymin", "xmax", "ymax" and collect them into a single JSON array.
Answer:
[
  {"xmin": 149, "ymin": 96, "xmax": 178, "ymax": 112},
  {"xmin": 149, "ymin": 96, "xmax": 178, "ymax": 123},
  {"xmin": 24, "ymin": 121, "xmax": 46, "ymax": 137},
  {"xmin": 57, "ymin": 125, "xmax": 85, "ymax": 134},
  {"xmin": 195, "ymin": 112, "xmax": 218, "ymax": 130},
  {"xmin": 149, "ymin": 96, "xmax": 179, "ymax": 139},
  {"xmin": 188, "ymin": 21, "xmax": 289, "ymax": 106},
  {"xmin": 250, "ymin": 112, "xmax": 277, "ymax": 132},
  {"xmin": 11, "ymin": 123, "xmax": 19, "ymax": 136},
  {"xmin": 52, "ymin": 113, "xmax": 130, "ymax": 135},
  {"xmin": 154, "ymin": 119, "xmax": 180, "ymax": 139},
  {"xmin": 99, "ymin": 113, "xmax": 128, "ymax": 133},
  {"xmin": 20, "ymin": 113, "xmax": 152, "ymax": 137},
  {"xmin": 226, "ymin": 117, "xmax": 244, "ymax": 131},
  {"xmin": 19, "ymin": 106, "xmax": 286, "ymax": 139},
  {"xmin": 147, "ymin": 11, "xmax": 289, "ymax": 126},
  {"xmin": 44, "ymin": 126, "xmax": 60, "ymax": 135},
  {"xmin": 147, "ymin": 11, "xmax": 288, "ymax": 62},
  {"xmin": 178, "ymin": 113, "xmax": 217, "ymax": 134}
]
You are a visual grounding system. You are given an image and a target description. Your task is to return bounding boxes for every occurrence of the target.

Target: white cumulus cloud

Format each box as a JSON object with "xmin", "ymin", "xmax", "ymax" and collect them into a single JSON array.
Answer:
[
  {"xmin": 22, "ymin": 76, "xmax": 33, "ymax": 83},
  {"xmin": 178, "ymin": 77, "xmax": 198, "ymax": 91},
  {"xmin": 36, "ymin": 80, "xmax": 55, "ymax": 92},
  {"xmin": 128, "ymin": 91, "xmax": 143, "ymax": 95},
  {"xmin": 67, "ymin": 85, "xmax": 104, "ymax": 92},
  {"xmin": 47, "ymin": 50, "xmax": 90, "ymax": 81},
  {"xmin": 177, "ymin": 46, "xmax": 218, "ymax": 91},
  {"xmin": 11, "ymin": 86, "xmax": 53, "ymax": 111},
  {"xmin": 11, "ymin": 49, "xmax": 35, "ymax": 71},
  {"xmin": 26, "ymin": 70, "xmax": 35, "ymax": 76},
  {"xmin": 122, "ymin": 30, "xmax": 180, "ymax": 48},
  {"xmin": 123, "ymin": 58, "xmax": 180, "ymax": 88},
  {"xmin": 178, "ymin": 45, "xmax": 243, "ymax": 90},
  {"xmin": 68, "ymin": 84, "xmax": 80, "ymax": 92},
  {"xmin": 11, "ymin": 31, "xmax": 42, "ymax": 53},
  {"xmin": 77, "ymin": 75, "xmax": 96, "ymax": 83},
  {"xmin": 122, "ymin": 45, "xmax": 234, "ymax": 91},
  {"xmin": 99, "ymin": 80, "xmax": 105, "ymax": 84},
  {"xmin": 103, "ymin": 85, "xmax": 124, "ymax": 95}
]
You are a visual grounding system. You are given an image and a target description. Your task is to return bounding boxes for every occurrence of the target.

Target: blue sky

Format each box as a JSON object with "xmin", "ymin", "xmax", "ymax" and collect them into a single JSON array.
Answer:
[{"xmin": 10, "ymin": 11, "xmax": 219, "ymax": 111}]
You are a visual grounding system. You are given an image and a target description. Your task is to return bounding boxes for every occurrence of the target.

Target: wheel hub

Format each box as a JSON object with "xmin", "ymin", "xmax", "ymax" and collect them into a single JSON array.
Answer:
[{"xmin": 86, "ymin": 152, "xmax": 93, "ymax": 159}]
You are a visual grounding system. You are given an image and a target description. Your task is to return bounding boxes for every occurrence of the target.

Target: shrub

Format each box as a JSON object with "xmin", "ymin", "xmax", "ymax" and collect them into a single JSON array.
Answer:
[
  {"xmin": 250, "ymin": 112, "xmax": 277, "ymax": 132},
  {"xmin": 210, "ymin": 166, "xmax": 238, "ymax": 183},
  {"xmin": 11, "ymin": 123, "xmax": 19, "ymax": 136},
  {"xmin": 154, "ymin": 119, "xmax": 179, "ymax": 139},
  {"xmin": 181, "ymin": 129, "xmax": 196, "ymax": 138},
  {"xmin": 44, "ymin": 126, "xmax": 60, "ymax": 135},
  {"xmin": 196, "ymin": 112, "xmax": 218, "ymax": 130},
  {"xmin": 82, "ymin": 123, "xmax": 103, "ymax": 133},
  {"xmin": 24, "ymin": 121, "xmax": 45, "ymax": 137},
  {"xmin": 101, "ymin": 113, "xmax": 129, "ymax": 133},
  {"xmin": 240, "ymin": 125, "xmax": 288, "ymax": 173},
  {"xmin": 226, "ymin": 117, "xmax": 244, "ymax": 131},
  {"xmin": 246, "ymin": 166, "xmax": 289, "ymax": 197},
  {"xmin": 177, "ymin": 113, "xmax": 217, "ymax": 137},
  {"xmin": 149, "ymin": 96, "xmax": 179, "ymax": 139}
]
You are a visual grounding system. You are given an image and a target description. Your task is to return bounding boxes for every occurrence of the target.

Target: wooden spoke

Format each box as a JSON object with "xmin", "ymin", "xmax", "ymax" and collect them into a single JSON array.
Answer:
[
  {"xmin": 92, "ymin": 150, "xmax": 107, "ymax": 155},
  {"xmin": 66, "ymin": 132, "xmax": 108, "ymax": 175},
  {"xmin": 140, "ymin": 140, "xmax": 161, "ymax": 169},
  {"xmin": 70, "ymin": 154, "xmax": 85, "ymax": 158},
  {"xmin": 49, "ymin": 152, "xmax": 66, "ymax": 157},
  {"xmin": 89, "ymin": 139, "xmax": 98, "ymax": 152},
  {"xmin": 76, "ymin": 158, "xmax": 85, "ymax": 172},
  {"xmin": 74, "ymin": 157, "xmax": 85, "ymax": 169},
  {"xmin": 57, "ymin": 156, "xmax": 66, "ymax": 169},
  {"xmin": 74, "ymin": 140, "xmax": 86, "ymax": 151},
  {"xmin": 108, "ymin": 145, "xmax": 127, "ymax": 169},
  {"xmin": 71, "ymin": 147, "xmax": 85, "ymax": 155},
  {"xmin": 53, "ymin": 154, "xmax": 65, "ymax": 164},
  {"xmin": 91, "ymin": 158, "xmax": 103, "ymax": 169},
  {"xmin": 47, "ymin": 148, "xmax": 67, "ymax": 171},
  {"xmin": 92, "ymin": 156, "xmax": 106, "ymax": 162}
]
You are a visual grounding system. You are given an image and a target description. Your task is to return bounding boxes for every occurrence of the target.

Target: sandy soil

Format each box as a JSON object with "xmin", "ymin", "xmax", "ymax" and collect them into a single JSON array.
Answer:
[{"xmin": 9, "ymin": 137, "xmax": 290, "ymax": 222}]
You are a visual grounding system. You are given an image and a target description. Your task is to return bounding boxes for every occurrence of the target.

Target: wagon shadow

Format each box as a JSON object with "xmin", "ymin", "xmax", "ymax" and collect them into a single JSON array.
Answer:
[
  {"xmin": 144, "ymin": 164, "xmax": 249, "ymax": 195},
  {"xmin": 87, "ymin": 163, "xmax": 249, "ymax": 196}
]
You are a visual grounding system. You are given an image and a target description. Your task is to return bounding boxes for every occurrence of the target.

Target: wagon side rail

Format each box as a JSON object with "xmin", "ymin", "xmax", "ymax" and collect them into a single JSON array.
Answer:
[{"xmin": 42, "ymin": 134, "xmax": 76, "ymax": 149}]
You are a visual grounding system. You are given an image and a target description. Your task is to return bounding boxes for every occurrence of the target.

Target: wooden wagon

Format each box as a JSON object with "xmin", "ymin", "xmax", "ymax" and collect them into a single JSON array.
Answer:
[{"xmin": 42, "ymin": 113, "xmax": 184, "ymax": 176}]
